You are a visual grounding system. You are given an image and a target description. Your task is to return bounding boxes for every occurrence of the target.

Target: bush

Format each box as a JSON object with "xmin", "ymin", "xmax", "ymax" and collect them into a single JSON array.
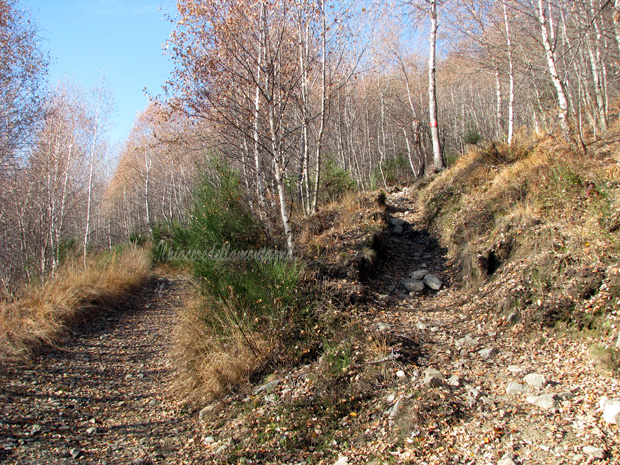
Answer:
[
  {"xmin": 320, "ymin": 158, "xmax": 357, "ymax": 203},
  {"xmin": 161, "ymin": 164, "xmax": 315, "ymax": 403}
]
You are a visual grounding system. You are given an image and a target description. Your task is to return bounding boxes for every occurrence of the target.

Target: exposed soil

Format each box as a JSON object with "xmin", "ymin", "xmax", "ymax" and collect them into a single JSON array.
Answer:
[{"xmin": 1, "ymin": 189, "xmax": 619, "ymax": 464}]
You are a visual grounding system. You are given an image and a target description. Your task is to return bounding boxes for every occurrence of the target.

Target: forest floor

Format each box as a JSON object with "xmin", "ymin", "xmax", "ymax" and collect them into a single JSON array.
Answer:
[{"xmin": 1, "ymin": 189, "xmax": 619, "ymax": 464}]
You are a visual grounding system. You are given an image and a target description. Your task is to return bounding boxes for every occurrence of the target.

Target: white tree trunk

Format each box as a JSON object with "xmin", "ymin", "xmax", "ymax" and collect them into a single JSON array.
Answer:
[
  {"xmin": 502, "ymin": 0, "xmax": 515, "ymax": 144},
  {"xmin": 428, "ymin": 0, "xmax": 444, "ymax": 172},
  {"xmin": 536, "ymin": 0, "xmax": 571, "ymax": 140}
]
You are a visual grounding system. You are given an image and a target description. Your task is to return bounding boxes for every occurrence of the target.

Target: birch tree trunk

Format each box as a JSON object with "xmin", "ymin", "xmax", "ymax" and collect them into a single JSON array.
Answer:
[
  {"xmin": 502, "ymin": 0, "xmax": 515, "ymax": 144},
  {"xmin": 428, "ymin": 0, "xmax": 444, "ymax": 172},
  {"xmin": 535, "ymin": 0, "xmax": 572, "ymax": 142}
]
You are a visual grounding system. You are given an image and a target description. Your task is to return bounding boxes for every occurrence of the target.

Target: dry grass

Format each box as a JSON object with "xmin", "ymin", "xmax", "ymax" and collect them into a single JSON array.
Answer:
[
  {"xmin": 172, "ymin": 291, "xmax": 272, "ymax": 404},
  {"xmin": 0, "ymin": 248, "xmax": 152, "ymax": 360},
  {"xmin": 418, "ymin": 131, "xmax": 620, "ymax": 328}
]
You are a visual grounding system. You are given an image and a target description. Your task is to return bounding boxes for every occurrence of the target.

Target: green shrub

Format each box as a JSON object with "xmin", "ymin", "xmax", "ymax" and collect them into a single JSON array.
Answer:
[
  {"xmin": 321, "ymin": 158, "xmax": 357, "ymax": 203},
  {"xmin": 162, "ymin": 163, "xmax": 315, "ymax": 402}
]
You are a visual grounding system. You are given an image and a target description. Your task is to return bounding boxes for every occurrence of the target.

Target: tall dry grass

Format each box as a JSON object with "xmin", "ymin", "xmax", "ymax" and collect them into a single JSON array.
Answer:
[{"xmin": 0, "ymin": 248, "xmax": 152, "ymax": 360}]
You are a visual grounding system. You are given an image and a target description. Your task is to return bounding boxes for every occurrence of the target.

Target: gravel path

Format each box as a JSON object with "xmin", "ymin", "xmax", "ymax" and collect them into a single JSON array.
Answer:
[{"xmin": 0, "ymin": 277, "xmax": 205, "ymax": 465}]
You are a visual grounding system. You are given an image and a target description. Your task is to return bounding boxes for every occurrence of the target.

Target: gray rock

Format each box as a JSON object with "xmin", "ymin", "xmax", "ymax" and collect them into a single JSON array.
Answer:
[
  {"xmin": 388, "ymin": 397, "xmax": 403, "ymax": 420},
  {"xmin": 86, "ymin": 426, "xmax": 97, "ymax": 435},
  {"xmin": 479, "ymin": 347, "xmax": 498, "ymax": 359},
  {"xmin": 424, "ymin": 368, "xmax": 444, "ymax": 379},
  {"xmin": 447, "ymin": 375, "xmax": 461, "ymax": 387},
  {"xmin": 526, "ymin": 393, "xmax": 558, "ymax": 410},
  {"xmin": 583, "ymin": 446, "xmax": 606, "ymax": 460},
  {"xmin": 390, "ymin": 218, "xmax": 405, "ymax": 227},
  {"xmin": 466, "ymin": 385, "xmax": 482, "ymax": 400},
  {"xmin": 524, "ymin": 373, "xmax": 547, "ymax": 388},
  {"xmin": 333, "ymin": 456, "xmax": 349, "ymax": 465},
  {"xmin": 456, "ymin": 335, "xmax": 476, "ymax": 348},
  {"xmin": 507, "ymin": 365, "xmax": 524, "ymax": 374},
  {"xmin": 70, "ymin": 448, "xmax": 83, "ymax": 459},
  {"xmin": 423, "ymin": 273, "xmax": 442, "ymax": 291},
  {"xmin": 498, "ymin": 457, "xmax": 517, "ymax": 465},
  {"xmin": 557, "ymin": 391, "xmax": 576, "ymax": 401},
  {"xmin": 392, "ymin": 224, "xmax": 404, "ymax": 235},
  {"xmin": 600, "ymin": 397, "xmax": 620, "ymax": 424},
  {"xmin": 402, "ymin": 279, "xmax": 425, "ymax": 293},
  {"xmin": 254, "ymin": 379, "xmax": 280, "ymax": 395},
  {"xmin": 416, "ymin": 322, "xmax": 427, "ymax": 330},
  {"xmin": 506, "ymin": 382, "xmax": 525, "ymax": 395},
  {"xmin": 411, "ymin": 269, "xmax": 430, "ymax": 280},
  {"xmin": 497, "ymin": 457, "xmax": 517, "ymax": 465},
  {"xmin": 424, "ymin": 376, "xmax": 442, "ymax": 388}
]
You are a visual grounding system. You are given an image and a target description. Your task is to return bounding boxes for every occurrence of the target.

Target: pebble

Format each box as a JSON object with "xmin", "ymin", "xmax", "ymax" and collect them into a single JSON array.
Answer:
[
  {"xmin": 447, "ymin": 375, "xmax": 460, "ymax": 387},
  {"xmin": 456, "ymin": 335, "xmax": 476, "ymax": 348},
  {"xmin": 254, "ymin": 379, "xmax": 280, "ymax": 395},
  {"xmin": 506, "ymin": 382, "xmax": 525, "ymax": 395},
  {"xmin": 479, "ymin": 347, "xmax": 498, "ymax": 359},
  {"xmin": 333, "ymin": 456, "xmax": 349, "ymax": 465},
  {"xmin": 507, "ymin": 365, "xmax": 524, "ymax": 374},
  {"xmin": 396, "ymin": 370, "xmax": 406, "ymax": 378},
  {"xmin": 526, "ymin": 393, "xmax": 558, "ymax": 410},
  {"xmin": 497, "ymin": 457, "xmax": 517, "ymax": 465},
  {"xmin": 524, "ymin": 373, "xmax": 547, "ymax": 388},
  {"xmin": 600, "ymin": 397, "xmax": 620, "ymax": 424},
  {"xmin": 424, "ymin": 368, "xmax": 444, "ymax": 379},
  {"xmin": 424, "ymin": 376, "xmax": 443, "ymax": 388},
  {"xmin": 583, "ymin": 446, "xmax": 606, "ymax": 460},
  {"xmin": 86, "ymin": 426, "xmax": 97, "ymax": 435},
  {"xmin": 392, "ymin": 224, "xmax": 403, "ymax": 235},
  {"xmin": 70, "ymin": 448, "xmax": 83, "ymax": 459}
]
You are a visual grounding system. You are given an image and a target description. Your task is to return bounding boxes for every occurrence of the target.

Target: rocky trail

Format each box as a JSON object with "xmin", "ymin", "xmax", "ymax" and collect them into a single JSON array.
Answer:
[
  {"xmin": 0, "ymin": 277, "xmax": 208, "ymax": 464},
  {"xmin": 1, "ymin": 190, "xmax": 619, "ymax": 464},
  {"xmin": 356, "ymin": 189, "xmax": 620, "ymax": 464}
]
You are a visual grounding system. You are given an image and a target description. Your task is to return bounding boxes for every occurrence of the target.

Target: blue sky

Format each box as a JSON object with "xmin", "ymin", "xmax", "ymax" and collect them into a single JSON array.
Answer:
[{"xmin": 21, "ymin": 0, "xmax": 176, "ymax": 147}]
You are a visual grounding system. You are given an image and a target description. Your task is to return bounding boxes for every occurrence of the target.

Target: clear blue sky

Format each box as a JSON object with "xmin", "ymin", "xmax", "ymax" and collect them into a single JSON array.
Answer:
[{"xmin": 21, "ymin": 0, "xmax": 176, "ymax": 146}]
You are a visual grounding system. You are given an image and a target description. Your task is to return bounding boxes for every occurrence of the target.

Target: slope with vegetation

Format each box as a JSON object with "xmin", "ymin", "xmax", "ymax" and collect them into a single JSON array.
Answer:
[{"xmin": 163, "ymin": 132, "xmax": 620, "ymax": 464}]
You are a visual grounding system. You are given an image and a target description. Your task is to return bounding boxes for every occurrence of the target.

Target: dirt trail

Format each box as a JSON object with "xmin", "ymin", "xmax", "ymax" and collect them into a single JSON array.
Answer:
[
  {"xmin": 0, "ymin": 277, "xmax": 207, "ymax": 465},
  {"xmin": 359, "ymin": 188, "xmax": 620, "ymax": 464}
]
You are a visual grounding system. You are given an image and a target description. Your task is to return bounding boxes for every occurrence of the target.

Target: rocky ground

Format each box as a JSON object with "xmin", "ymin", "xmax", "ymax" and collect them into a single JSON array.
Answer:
[{"xmin": 1, "ymin": 189, "xmax": 619, "ymax": 464}]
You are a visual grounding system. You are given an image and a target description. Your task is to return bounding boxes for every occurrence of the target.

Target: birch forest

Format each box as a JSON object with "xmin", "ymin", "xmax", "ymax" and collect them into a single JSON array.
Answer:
[{"xmin": 2, "ymin": 0, "xmax": 620, "ymax": 292}]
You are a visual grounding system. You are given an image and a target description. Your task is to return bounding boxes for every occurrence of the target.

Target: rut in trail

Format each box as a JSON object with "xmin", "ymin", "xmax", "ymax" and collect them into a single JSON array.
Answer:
[{"xmin": 0, "ymin": 276, "xmax": 209, "ymax": 465}]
